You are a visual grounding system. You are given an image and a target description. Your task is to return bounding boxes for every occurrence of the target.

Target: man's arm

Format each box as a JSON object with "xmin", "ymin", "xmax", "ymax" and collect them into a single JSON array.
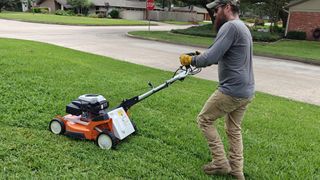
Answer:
[{"xmin": 192, "ymin": 23, "xmax": 236, "ymax": 67}]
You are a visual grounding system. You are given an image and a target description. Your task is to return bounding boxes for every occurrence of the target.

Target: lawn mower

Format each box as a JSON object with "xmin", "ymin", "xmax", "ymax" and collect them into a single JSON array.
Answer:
[{"xmin": 49, "ymin": 64, "xmax": 201, "ymax": 149}]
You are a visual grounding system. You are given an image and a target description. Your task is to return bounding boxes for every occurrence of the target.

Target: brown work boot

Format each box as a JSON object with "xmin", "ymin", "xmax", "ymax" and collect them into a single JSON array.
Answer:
[
  {"xmin": 230, "ymin": 171, "xmax": 245, "ymax": 180},
  {"xmin": 203, "ymin": 161, "xmax": 231, "ymax": 175}
]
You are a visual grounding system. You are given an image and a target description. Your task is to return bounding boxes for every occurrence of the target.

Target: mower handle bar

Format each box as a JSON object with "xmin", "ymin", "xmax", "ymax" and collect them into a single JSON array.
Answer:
[
  {"xmin": 118, "ymin": 66, "xmax": 200, "ymax": 111},
  {"xmin": 138, "ymin": 68, "xmax": 190, "ymax": 100}
]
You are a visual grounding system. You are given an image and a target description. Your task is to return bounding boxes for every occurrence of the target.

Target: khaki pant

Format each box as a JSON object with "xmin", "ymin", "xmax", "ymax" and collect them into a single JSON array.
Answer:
[{"xmin": 197, "ymin": 90, "xmax": 253, "ymax": 174}]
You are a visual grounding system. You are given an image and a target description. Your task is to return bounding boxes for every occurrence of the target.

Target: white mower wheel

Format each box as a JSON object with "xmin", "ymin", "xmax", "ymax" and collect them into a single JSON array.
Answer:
[
  {"xmin": 96, "ymin": 132, "xmax": 116, "ymax": 150},
  {"xmin": 49, "ymin": 119, "xmax": 65, "ymax": 135}
]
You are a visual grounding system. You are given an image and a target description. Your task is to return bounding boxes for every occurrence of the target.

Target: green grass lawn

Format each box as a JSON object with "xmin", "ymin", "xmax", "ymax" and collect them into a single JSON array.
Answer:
[
  {"xmin": 0, "ymin": 38, "xmax": 319, "ymax": 179},
  {"xmin": 128, "ymin": 31, "xmax": 320, "ymax": 63},
  {"xmin": 0, "ymin": 12, "xmax": 151, "ymax": 26}
]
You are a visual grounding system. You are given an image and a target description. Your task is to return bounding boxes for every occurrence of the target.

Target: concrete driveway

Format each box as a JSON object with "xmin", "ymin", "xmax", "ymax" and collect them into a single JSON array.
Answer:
[{"xmin": 1, "ymin": 19, "xmax": 320, "ymax": 106}]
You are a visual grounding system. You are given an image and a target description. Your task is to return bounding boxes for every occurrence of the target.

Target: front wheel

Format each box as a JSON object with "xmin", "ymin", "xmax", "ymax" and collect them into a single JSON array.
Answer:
[
  {"xmin": 49, "ymin": 118, "xmax": 65, "ymax": 135},
  {"xmin": 96, "ymin": 132, "xmax": 116, "ymax": 150}
]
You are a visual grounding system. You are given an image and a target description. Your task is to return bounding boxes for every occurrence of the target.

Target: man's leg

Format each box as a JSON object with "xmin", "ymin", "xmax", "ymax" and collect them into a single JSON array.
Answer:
[
  {"xmin": 197, "ymin": 90, "xmax": 241, "ymax": 174},
  {"xmin": 225, "ymin": 101, "xmax": 250, "ymax": 180}
]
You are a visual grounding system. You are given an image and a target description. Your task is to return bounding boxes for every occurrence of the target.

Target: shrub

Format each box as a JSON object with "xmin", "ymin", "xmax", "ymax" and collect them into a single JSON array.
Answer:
[
  {"xmin": 109, "ymin": 9, "xmax": 119, "ymax": 19},
  {"xmin": 171, "ymin": 24, "xmax": 217, "ymax": 38},
  {"xmin": 32, "ymin": 7, "xmax": 49, "ymax": 14},
  {"xmin": 40, "ymin": 9, "xmax": 49, "ymax": 14},
  {"xmin": 31, "ymin": 7, "xmax": 41, "ymax": 13},
  {"xmin": 55, "ymin": 10, "xmax": 72, "ymax": 16},
  {"xmin": 286, "ymin": 31, "xmax": 306, "ymax": 40},
  {"xmin": 97, "ymin": 12, "xmax": 106, "ymax": 18},
  {"xmin": 251, "ymin": 31, "xmax": 282, "ymax": 42},
  {"xmin": 273, "ymin": 25, "xmax": 285, "ymax": 34},
  {"xmin": 171, "ymin": 24, "xmax": 282, "ymax": 42},
  {"xmin": 88, "ymin": 13, "xmax": 98, "ymax": 18},
  {"xmin": 68, "ymin": 10, "xmax": 75, "ymax": 16}
]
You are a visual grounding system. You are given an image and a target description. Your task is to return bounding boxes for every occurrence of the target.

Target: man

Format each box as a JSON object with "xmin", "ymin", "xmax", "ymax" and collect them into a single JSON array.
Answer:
[{"xmin": 179, "ymin": 0, "xmax": 254, "ymax": 179}]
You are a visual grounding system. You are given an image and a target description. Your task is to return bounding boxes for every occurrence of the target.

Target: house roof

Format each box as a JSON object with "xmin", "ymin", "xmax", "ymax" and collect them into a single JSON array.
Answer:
[{"xmin": 285, "ymin": 0, "xmax": 310, "ymax": 8}]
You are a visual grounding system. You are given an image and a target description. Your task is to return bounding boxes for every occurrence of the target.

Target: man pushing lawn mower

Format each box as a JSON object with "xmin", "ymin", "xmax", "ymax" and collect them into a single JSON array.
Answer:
[{"xmin": 179, "ymin": 0, "xmax": 255, "ymax": 179}]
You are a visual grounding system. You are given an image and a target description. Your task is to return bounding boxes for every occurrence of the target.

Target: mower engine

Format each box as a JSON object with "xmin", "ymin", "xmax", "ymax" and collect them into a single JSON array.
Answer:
[{"xmin": 66, "ymin": 94, "xmax": 109, "ymax": 119}]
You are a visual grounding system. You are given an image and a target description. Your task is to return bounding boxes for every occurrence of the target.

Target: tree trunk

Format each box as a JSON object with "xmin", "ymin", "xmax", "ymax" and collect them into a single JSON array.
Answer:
[
  {"xmin": 279, "ymin": 9, "xmax": 288, "ymax": 28},
  {"xmin": 168, "ymin": 0, "xmax": 172, "ymax": 11}
]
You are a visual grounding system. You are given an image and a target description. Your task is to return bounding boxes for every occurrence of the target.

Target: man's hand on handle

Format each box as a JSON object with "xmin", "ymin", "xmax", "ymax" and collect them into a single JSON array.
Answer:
[
  {"xmin": 179, "ymin": 54, "xmax": 192, "ymax": 66},
  {"xmin": 179, "ymin": 51, "xmax": 201, "ymax": 66}
]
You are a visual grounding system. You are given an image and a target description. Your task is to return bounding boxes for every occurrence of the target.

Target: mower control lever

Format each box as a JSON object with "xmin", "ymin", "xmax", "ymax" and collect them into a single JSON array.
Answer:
[{"xmin": 148, "ymin": 81, "xmax": 154, "ymax": 89}]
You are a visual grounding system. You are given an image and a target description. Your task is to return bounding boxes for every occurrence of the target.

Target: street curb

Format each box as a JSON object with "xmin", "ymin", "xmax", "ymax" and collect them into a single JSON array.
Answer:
[{"xmin": 126, "ymin": 33, "xmax": 320, "ymax": 66}]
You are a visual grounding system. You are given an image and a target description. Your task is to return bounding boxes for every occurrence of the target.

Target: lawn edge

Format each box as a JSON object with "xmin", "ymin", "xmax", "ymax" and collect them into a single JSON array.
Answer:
[
  {"xmin": 0, "ymin": 17, "xmax": 158, "ymax": 26},
  {"xmin": 126, "ymin": 32, "xmax": 320, "ymax": 66}
]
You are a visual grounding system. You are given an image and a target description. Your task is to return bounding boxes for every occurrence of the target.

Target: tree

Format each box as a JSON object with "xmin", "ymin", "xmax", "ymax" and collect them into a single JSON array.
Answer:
[
  {"xmin": 0, "ymin": 0, "xmax": 20, "ymax": 12},
  {"xmin": 241, "ymin": 0, "xmax": 293, "ymax": 32},
  {"xmin": 67, "ymin": 0, "xmax": 90, "ymax": 14}
]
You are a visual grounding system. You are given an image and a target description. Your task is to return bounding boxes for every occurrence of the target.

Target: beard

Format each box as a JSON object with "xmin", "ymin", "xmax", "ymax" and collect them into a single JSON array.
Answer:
[{"xmin": 214, "ymin": 15, "xmax": 227, "ymax": 33}]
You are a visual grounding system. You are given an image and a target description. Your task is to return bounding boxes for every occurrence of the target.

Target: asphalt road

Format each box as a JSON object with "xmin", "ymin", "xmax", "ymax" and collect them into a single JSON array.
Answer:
[{"xmin": 1, "ymin": 19, "xmax": 319, "ymax": 106}]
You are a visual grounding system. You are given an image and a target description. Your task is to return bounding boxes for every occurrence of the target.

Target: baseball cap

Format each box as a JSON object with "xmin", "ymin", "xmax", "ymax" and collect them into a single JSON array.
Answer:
[{"xmin": 206, "ymin": 0, "xmax": 240, "ymax": 9}]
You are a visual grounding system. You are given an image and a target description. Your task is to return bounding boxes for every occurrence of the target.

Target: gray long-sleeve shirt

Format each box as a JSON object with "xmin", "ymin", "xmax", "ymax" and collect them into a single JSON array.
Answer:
[{"xmin": 191, "ymin": 19, "xmax": 255, "ymax": 98}]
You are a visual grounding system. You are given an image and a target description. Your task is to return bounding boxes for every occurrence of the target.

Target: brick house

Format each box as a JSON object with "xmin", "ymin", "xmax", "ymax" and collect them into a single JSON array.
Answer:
[{"xmin": 285, "ymin": 0, "xmax": 320, "ymax": 41}]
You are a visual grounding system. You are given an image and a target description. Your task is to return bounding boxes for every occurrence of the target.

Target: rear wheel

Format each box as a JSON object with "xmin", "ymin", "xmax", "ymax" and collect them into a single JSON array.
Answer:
[
  {"xmin": 49, "ymin": 119, "xmax": 65, "ymax": 135},
  {"xmin": 96, "ymin": 132, "xmax": 116, "ymax": 150}
]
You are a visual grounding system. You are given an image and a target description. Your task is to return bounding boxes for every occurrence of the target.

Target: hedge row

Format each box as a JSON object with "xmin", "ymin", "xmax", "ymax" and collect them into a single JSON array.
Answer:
[
  {"xmin": 171, "ymin": 24, "xmax": 282, "ymax": 42},
  {"xmin": 171, "ymin": 24, "xmax": 217, "ymax": 38}
]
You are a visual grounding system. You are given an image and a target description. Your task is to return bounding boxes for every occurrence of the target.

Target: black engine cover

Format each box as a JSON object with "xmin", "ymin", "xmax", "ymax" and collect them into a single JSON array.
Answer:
[{"xmin": 66, "ymin": 94, "xmax": 109, "ymax": 116}]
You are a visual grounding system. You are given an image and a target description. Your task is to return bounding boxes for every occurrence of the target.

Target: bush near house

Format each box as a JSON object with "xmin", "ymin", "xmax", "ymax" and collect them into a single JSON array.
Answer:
[
  {"xmin": 171, "ymin": 24, "xmax": 282, "ymax": 42},
  {"xmin": 171, "ymin": 24, "xmax": 216, "ymax": 38},
  {"xmin": 251, "ymin": 31, "xmax": 282, "ymax": 42},
  {"xmin": 55, "ymin": 10, "xmax": 75, "ymax": 16},
  {"xmin": 109, "ymin": 9, "xmax": 119, "ymax": 19},
  {"xmin": 88, "ymin": 12, "xmax": 98, "ymax": 18},
  {"xmin": 97, "ymin": 12, "xmax": 106, "ymax": 18},
  {"xmin": 31, "ymin": 7, "xmax": 49, "ymax": 14},
  {"xmin": 286, "ymin": 31, "xmax": 307, "ymax": 40}
]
